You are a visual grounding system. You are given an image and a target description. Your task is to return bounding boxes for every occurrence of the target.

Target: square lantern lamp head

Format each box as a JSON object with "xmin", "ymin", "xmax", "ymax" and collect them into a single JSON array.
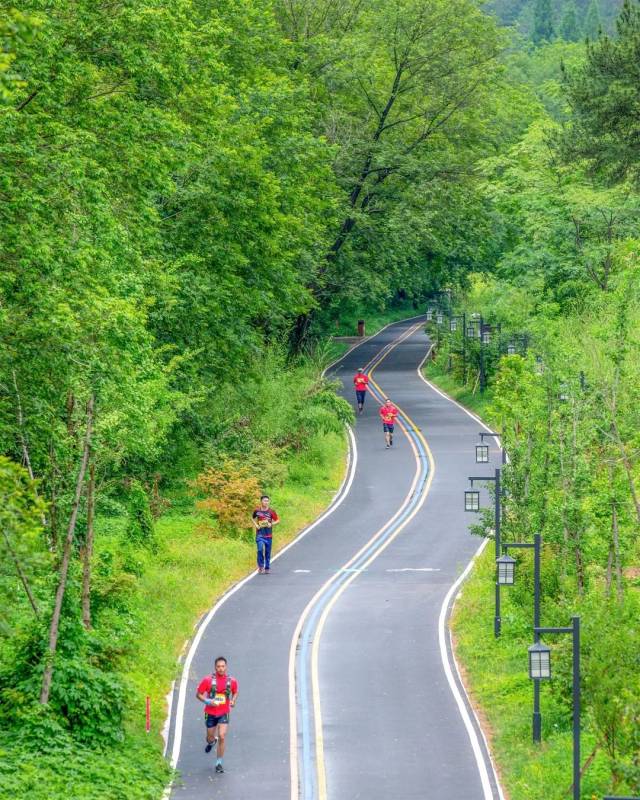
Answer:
[
  {"xmin": 476, "ymin": 443, "xmax": 489, "ymax": 463},
  {"xmin": 464, "ymin": 490, "xmax": 480, "ymax": 512},
  {"xmin": 528, "ymin": 641, "xmax": 552, "ymax": 680},
  {"xmin": 559, "ymin": 384, "xmax": 569, "ymax": 402},
  {"xmin": 450, "ymin": 319, "xmax": 457, "ymax": 332},
  {"xmin": 426, "ymin": 309, "xmax": 433, "ymax": 321},
  {"xmin": 535, "ymin": 355, "xmax": 544, "ymax": 375},
  {"xmin": 497, "ymin": 554, "xmax": 517, "ymax": 585},
  {"xmin": 482, "ymin": 330, "xmax": 491, "ymax": 344},
  {"xmin": 466, "ymin": 324, "xmax": 475, "ymax": 338},
  {"xmin": 507, "ymin": 343, "xmax": 516, "ymax": 356},
  {"xmin": 436, "ymin": 312, "xmax": 444, "ymax": 325}
]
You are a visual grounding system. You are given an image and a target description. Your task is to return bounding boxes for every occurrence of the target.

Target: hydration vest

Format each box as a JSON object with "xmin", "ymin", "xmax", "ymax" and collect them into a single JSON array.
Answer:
[{"xmin": 208, "ymin": 675, "xmax": 232, "ymax": 700}]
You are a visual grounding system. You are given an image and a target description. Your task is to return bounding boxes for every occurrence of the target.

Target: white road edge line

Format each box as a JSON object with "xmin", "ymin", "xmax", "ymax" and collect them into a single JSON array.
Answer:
[
  {"xmin": 417, "ymin": 345, "xmax": 506, "ymax": 800},
  {"xmin": 437, "ymin": 539, "xmax": 495, "ymax": 800}
]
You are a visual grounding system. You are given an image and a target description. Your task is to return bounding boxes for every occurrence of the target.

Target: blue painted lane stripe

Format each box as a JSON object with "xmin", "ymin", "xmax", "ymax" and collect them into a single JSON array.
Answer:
[{"xmin": 296, "ymin": 404, "xmax": 430, "ymax": 799}]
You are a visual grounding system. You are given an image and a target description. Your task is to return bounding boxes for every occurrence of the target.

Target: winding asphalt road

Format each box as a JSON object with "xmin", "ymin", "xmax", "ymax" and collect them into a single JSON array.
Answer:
[{"xmin": 165, "ymin": 317, "xmax": 503, "ymax": 800}]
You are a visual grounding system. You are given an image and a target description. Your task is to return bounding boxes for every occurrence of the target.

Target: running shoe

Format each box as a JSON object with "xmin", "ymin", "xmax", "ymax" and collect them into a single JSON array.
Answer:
[
  {"xmin": 215, "ymin": 763, "xmax": 224, "ymax": 773},
  {"xmin": 205, "ymin": 737, "xmax": 217, "ymax": 753}
]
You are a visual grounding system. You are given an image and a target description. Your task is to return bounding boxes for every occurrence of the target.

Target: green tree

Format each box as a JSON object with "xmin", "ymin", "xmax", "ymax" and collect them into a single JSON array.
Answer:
[
  {"xmin": 584, "ymin": 0, "xmax": 603, "ymax": 35},
  {"xmin": 563, "ymin": 0, "xmax": 640, "ymax": 185},
  {"xmin": 533, "ymin": 0, "xmax": 555, "ymax": 41},
  {"xmin": 560, "ymin": 0, "xmax": 582, "ymax": 39}
]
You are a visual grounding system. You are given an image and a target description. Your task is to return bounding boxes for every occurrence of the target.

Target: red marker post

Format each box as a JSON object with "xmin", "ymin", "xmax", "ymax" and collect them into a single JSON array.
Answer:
[{"xmin": 145, "ymin": 696, "xmax": 151, "ymax": 733}]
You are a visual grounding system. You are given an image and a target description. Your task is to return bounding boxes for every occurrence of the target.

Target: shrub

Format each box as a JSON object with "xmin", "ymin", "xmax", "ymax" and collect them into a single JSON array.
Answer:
[{"xmin": 194, "ymin": 459, "xmax": 261, "ymax": 536}]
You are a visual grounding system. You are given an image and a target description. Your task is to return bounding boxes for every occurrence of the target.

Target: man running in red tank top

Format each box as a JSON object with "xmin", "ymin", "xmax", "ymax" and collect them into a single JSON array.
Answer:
[
  {"xmin": 353, "ymin": 368, "xmax": 369, "ymax": 415},
  {"xmin": 379, "ymin": 397, "xmax": 399, "ymax": 448}
]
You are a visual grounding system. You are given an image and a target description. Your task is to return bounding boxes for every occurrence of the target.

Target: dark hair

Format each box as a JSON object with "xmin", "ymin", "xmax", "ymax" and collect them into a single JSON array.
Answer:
[
  {"xmin": 215, "ymin": 656, "xmax": 227, "ymax": 665},
  {"xmin": 260, "ymin": 495, "xmax": 269, "ymax": 501}
]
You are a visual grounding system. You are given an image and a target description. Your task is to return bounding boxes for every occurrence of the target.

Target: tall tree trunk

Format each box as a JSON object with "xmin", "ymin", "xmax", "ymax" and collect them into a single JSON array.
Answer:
[
  {"xmin": 290, "ymin": 311, "xmax": 313, "ymax": 352},
  {"xmin": 40, "ymin": 395, "xmax": 94, "ymax": 705},
  {"xmin": 1, "ymin": 528, "xmax": 40, "ymax": 617},
  {"xmin": 81, "ymin": 462, "xmax": 95, "ymax": 630}
]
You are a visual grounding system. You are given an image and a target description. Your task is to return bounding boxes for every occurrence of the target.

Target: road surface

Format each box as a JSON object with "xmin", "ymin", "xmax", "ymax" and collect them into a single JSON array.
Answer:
[{"xmin": 165, "ymin": 317, "xmax": 502, "ymax": 800}]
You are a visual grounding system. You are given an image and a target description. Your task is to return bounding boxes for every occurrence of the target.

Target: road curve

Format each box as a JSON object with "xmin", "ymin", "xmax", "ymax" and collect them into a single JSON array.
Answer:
[{"xmin": 165, "ymin": 318, "xmax": 503, "ymax": 800}]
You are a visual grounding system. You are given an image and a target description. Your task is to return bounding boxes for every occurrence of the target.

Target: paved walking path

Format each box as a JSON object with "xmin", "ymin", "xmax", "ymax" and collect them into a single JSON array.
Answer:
[{"xmin": 165, "ymin": 318, "xmax": 502, "ymax": 800}]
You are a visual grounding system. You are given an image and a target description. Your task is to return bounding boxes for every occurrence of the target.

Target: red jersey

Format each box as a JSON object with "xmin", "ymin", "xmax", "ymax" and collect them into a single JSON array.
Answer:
[
  {"xmin": 197, "ymin": 674, "xmax": 238, "ymax": 716},
  {"xmin": 253, "ymin": 507, "xmax": 279, "ymax": 537},
  {"xmin": 353, "ymin": 372, "xmax": 369, "ymax": 392},
  {"xmin": 379, "ymin": 404, "xmax": 398, "ymax": 424}
]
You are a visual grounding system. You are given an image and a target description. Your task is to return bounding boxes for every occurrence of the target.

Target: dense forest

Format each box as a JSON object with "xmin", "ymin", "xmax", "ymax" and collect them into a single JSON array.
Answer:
[
  {"xmin": 487, "ymin": 0, "xmax": 624, "ymax": 38},
  {"xmin": 0, "ymin": 0, "xmax": 639, "ymax": 797}
]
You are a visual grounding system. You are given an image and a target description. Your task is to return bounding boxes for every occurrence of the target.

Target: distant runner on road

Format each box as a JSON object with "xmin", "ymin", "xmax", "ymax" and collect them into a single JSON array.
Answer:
[
  {"xmin": 353, "ymin": 368, "xmax": 369, "ymax": 415},
  {"xmin": 196, "ymin": 656, "xmax": 238, "ymax": 773},
  {"xmin": 379, "ymin": 398, "xmax": 399, "ymax": 448},
  {"xmin": 252, "ymin": 495, "xmax": 280, "ymax": 574}
]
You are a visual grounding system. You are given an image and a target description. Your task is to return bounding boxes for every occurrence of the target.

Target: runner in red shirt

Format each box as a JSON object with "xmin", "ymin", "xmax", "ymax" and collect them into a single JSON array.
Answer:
[
  {"xmin": 196, "ymin": 656, "xmax": 239, "ymax": 773},
  {"xmin": 252, "ymin": 494, "xmax": 280, "ymax": 573},
  {"xmin": 353, "ymin": 368, "xmax": 369, "ymax": 415},
  {"xmin": 379, "ymin": 398, "xmax": 399, "ymax": 448}
]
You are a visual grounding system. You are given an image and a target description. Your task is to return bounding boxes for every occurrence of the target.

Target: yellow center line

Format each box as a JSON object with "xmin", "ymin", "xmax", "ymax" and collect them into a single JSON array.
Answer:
[{"xmin": 310, "ymin": 323, "xmax": 436, "ymax": 799}]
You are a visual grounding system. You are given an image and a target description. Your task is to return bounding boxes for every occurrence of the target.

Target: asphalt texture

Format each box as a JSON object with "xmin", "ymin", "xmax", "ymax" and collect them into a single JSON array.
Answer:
[{"xmin": 166, "ymin": 318, "xmax": 501, "ymax": 800}]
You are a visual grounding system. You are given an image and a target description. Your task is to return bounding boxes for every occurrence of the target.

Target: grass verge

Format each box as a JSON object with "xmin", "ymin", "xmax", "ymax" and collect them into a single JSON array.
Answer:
[
  {"xmin": 0, "ymin": 431, "xmax": 347, "ymax": 800},
  {"xmin": 453, "ymin": 548, "xmax": 612, "ymax": 800},
  {"xmin": 422, "ymin": 358, "xmax": 494, "ymax": 419}
]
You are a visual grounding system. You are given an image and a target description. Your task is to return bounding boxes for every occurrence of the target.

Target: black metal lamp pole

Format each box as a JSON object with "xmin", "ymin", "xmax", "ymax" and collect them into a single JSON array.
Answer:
[
  {"xmin": 502, "ymin": 534, "xmax": 542, "ymax": 742},
  {"xmin": 469, "ymin": 468, "xmax": 502, "ymax": 636},
  {"xmin": 462, "ymin": 312, "xmax": 467, "ymax": 383},
  {"xmin": 479, "ymin": 314, "xmax": 486, "ymax": 392},
  {"xmin": 533, "ymin": 617, "xmax": 581, "ymax": 800}
]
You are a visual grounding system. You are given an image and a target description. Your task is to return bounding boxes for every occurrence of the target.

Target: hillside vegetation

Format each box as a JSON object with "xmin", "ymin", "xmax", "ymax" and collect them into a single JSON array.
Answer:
[{"xmin": 1, "ymin": 0, "xmax": 639, "ymax": 797}]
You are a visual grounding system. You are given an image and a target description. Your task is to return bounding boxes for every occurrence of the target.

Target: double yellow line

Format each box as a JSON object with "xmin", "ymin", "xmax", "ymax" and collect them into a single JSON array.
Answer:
[{"xmin": 289, "ymin": 321, "xmax": 436, "ymax": 800}]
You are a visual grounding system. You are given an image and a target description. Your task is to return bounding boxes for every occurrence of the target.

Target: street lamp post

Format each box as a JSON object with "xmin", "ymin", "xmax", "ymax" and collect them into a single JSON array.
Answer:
[
  {"xmin": 500, "ymin": 534, "xmax": 542, "ymax": 742},
  {"xmin": 529, "ymin": 617, "xmax": 581, "ymax": 800},
  {"xmin": 479, "ymin": 315, "xmax": 487, "ymax": 392},
  {"xmin": 467, "ymin": 468, "xmax": 502, "ymax": 636},
  {"xmin": 479, "ymin": 430, "xmax": 507, "ymax": 465}
]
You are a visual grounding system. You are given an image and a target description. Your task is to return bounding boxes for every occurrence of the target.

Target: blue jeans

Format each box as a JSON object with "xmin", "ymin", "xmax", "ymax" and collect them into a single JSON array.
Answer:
[{"xmin": 256, "ymin": 535, "xmax": 272, "ymax": 570}]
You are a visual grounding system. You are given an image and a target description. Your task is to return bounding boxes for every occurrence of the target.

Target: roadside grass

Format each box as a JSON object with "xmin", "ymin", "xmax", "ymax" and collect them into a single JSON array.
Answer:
[
  {"xmin": 453, "ymin": 547, "xmax": 612, "ymax": 800},
  {"xmin": 422, "ymin": 358, "xmax": 494, "ymax": 419},
  {"xmin": 0, "ymin": 430, "xmax": 347, "ymax": 800}
]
